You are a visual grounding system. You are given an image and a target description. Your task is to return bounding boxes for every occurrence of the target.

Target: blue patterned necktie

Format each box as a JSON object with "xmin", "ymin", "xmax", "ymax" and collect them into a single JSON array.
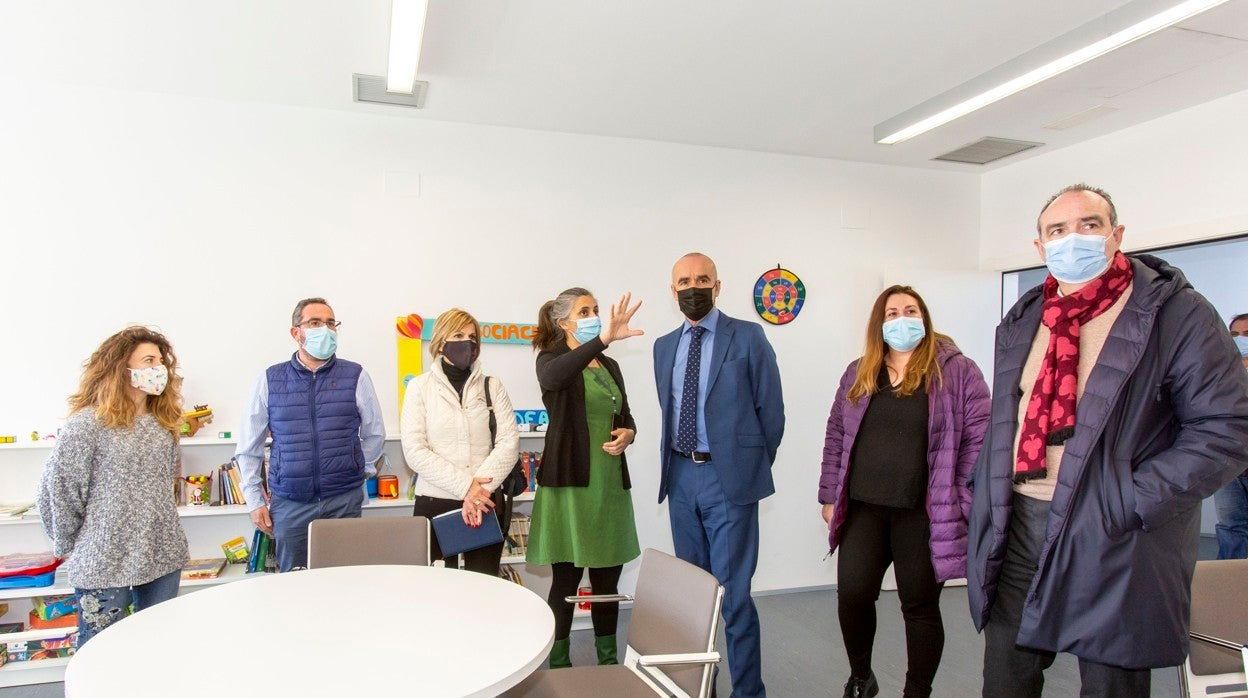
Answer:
[{"xmin": 676, "ymin": 326, "xmax": 705, "ymax": 452}]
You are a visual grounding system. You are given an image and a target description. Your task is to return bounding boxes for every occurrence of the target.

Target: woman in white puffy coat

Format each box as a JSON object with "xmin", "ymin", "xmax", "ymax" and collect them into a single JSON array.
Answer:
[{"xmin": 400, "ymin": 308, "xmax": 521, "ymax": 574}]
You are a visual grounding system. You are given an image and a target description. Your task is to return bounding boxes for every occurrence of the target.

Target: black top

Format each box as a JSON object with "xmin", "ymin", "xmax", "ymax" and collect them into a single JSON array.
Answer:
[
  {"xmin": 848, "ymin": 365, "xmax": 929, "ymax": 508},
  {"xmin": 442, "ymin": 359, "xmax": 470, "ymax": 399},
  {"xmin": 535, "ymin": 337, "xmax": 637, "ymax": 489}
]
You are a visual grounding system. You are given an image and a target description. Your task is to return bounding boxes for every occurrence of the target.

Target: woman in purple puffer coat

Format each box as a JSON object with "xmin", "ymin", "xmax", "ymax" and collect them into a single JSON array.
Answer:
[{"xmin": 818, "ymin": 285, "xmax": 990, "ymax": 698}]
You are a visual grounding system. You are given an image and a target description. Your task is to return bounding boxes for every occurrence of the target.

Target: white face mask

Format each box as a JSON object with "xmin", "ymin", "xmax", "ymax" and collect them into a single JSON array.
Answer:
[{"xmin": 129, "ymin": 365, "xmax": 169, "ymax": 396}]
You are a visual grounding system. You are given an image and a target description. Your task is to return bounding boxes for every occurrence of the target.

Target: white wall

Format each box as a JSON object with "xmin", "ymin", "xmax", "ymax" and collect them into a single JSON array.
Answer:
[
  {"xmin": 0, "ymin": 80, "xmax": 990, "ymax": 593},
  {"xmin": 980, "ymin": 89, "xmax": 1248, "ymax": 272},
  {"xmin": 981, "ymin": 87, "xmax": 1248, "ymax": 538}
]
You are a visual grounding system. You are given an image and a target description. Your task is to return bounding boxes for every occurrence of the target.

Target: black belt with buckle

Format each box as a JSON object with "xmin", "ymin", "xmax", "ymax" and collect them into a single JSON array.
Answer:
[{"xmin": 673, "ymin": 450, "xmax": 712, "ymax": 463}]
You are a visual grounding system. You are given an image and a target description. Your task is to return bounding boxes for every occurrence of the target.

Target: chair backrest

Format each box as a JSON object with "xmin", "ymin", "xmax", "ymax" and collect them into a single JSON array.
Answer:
[
  {"xmin": 307, "ymin": 516, "xmax": 430, "ymax": 569},
  {"xmin": 626, "ymin": 548, "xmax": 725, "ymax": 698},
  {"xmin": 1189, "ymin": 559, "xmax": 1248, "ymax": 676}
]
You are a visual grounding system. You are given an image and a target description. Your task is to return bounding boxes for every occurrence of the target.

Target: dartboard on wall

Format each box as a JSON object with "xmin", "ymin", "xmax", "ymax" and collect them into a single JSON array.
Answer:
[{"xmin": 753, "ymin": 266, "xmax": 806, "ymax": 325}]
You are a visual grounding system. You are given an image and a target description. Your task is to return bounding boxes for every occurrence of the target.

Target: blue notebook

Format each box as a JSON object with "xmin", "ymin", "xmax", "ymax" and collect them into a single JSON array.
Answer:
[{"xmin": 430, "ymin": 507, "xmax": 504, "ymax": 557}]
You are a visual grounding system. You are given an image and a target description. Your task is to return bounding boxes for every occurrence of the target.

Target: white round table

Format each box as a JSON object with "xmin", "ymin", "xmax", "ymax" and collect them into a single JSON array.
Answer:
[{"xmin": 64, "ymin": 565, "xmax": 554, "ymax": 697}]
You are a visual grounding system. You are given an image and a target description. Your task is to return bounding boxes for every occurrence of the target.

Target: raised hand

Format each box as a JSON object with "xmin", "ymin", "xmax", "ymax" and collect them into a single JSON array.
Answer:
[{"xmin": 601, "ymin": 292, "xmax": 644, "ymax": 347}]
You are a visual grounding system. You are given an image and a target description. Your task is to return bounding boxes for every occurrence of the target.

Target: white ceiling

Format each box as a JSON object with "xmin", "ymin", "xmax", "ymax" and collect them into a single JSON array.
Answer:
[{"xmin": 3, "ymin": 0, "xmax": 1247, "ymax": 170}]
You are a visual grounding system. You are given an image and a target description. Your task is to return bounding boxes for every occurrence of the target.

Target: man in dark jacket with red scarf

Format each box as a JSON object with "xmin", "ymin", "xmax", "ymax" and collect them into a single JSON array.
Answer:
[{"xmin": 967, "ymin": 184, "xmax": 1248, "ymax": 697}]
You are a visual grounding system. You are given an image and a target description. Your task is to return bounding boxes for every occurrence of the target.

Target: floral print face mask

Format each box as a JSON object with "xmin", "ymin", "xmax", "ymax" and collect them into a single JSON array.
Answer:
[{"xmin": 129, "ymin": 365, "xmax": 168, "ymax": 395}]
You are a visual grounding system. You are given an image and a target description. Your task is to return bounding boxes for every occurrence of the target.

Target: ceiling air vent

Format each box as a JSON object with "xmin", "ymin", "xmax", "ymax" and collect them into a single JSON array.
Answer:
[
  {"xmin": 353, "ymin": 74, "xmax": 428, "ymax": 108},
  {"xmin": 932, "ymin": 137, "xmax": 1042, "ymax": 165}
]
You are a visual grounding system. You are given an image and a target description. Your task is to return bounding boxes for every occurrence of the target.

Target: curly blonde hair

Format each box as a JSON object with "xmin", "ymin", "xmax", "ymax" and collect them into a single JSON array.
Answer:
[{"xmin": 68, "ymin": 326, "xmax": 184, "ymax": 436}]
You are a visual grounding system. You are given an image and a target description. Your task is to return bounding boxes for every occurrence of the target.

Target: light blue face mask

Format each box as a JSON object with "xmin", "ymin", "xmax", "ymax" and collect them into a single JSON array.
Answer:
[
  {"xmin": 572, "ymin": 317, "xmax": 602, "ymax": 344},
  {"xmin": 882, "ymin": 316, "xmax": 925, "ymax": 352},
  {"xmin": 1043, "ymin": 233, "xmax": 1111, "ymax": 285},
  {"xmin": 303, "ymin": 327, "xmax": 338, "ymax": 360},
  {"xmin": 1234, "ymin": 335, "xmax": 1248, "ymax": 358}
]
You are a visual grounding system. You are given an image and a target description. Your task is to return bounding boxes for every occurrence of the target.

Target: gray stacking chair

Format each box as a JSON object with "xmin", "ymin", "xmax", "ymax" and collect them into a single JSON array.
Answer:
[
  {"xmin": 307, "ymin": 515, "xmax": 430, "ymax": 568},
  {"xmin": 505, "ymin": 548, "xmax": 724, "ymax": 698},
  {"xmin": 1180, "ymin": 559, "xmax": 1248, "ymax": 697}
]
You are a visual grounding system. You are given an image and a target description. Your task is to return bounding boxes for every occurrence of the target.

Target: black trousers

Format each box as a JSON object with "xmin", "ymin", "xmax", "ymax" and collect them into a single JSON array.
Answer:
[
  {"xmin": 982, "ymin": 493, "xmax": 1151, "ymax": 697},
  {"xmin": 548, "ymin": 562, "xmax": 623, "ymax": 640},
  {"xmin": 837, "ymin": 499, "xmax": 946, "ymax": 697},
  {"xmin": 411, "ymin": 494, "xmax": 504, "ymax": 576}
]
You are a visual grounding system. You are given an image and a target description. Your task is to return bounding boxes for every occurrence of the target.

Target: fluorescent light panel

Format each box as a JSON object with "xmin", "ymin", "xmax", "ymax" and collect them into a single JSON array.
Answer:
[
  {"xmin": 386, "ymin": 0, "xmax": 430, "ymax": 94},
  {"xmin": 876, "ymin": 0, "xmax": 1230, "ymax": 145}
]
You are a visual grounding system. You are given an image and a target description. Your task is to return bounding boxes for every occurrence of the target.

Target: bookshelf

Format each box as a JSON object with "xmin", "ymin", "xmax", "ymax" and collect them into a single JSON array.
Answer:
[{"xmin": 0, "ymin": 435, "xmax": 414, "ymax": 688}]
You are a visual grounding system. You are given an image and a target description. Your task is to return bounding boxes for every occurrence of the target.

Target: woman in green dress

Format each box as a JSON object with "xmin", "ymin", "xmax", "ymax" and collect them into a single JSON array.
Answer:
[{"xmin": 529, "ymin": 287, "xmax": 644, "ymax": 668}]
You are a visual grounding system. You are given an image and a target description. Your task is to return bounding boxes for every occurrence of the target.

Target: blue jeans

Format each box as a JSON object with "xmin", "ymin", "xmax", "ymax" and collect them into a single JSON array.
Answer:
[
  {"xmin": 269, "ymin": 488, "xmax": 362, "ymax": 572},
  {"xmin": 1214, "ymin": 473, "xmax": 1248, "ymax": 559},
  {"xmin": 75, "ymin": 569, "xmax": 181, "ymax": 646}
]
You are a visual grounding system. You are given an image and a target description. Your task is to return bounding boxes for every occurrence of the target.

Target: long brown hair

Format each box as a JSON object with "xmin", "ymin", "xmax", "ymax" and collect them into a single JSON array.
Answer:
[
  {"xmin": 533, "ymin": 287, "xmax": 592, "ymax": 351},
  {"xmin": 846, "ymin": 285, "xmax": 948, "ymax": 405},
  {"xmin": 68, "ymin": 326, "xmax": 184, "ymax": 436}
]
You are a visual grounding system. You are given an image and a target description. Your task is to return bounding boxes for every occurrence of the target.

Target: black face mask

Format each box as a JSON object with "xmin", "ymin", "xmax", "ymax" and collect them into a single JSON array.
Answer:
[
  {"xmin": 677, "ymin": 287, "xmax": 715, "ymax": 322},
  {"xmin": 441, "ymin": 340, "xmax": 479, "ymax": 369}
]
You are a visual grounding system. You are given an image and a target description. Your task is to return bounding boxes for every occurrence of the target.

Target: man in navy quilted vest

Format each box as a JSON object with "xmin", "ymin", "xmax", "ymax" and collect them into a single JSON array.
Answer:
[{"xmin": 235, "ymin": 297, "xmax": 386, "ymax": 571}]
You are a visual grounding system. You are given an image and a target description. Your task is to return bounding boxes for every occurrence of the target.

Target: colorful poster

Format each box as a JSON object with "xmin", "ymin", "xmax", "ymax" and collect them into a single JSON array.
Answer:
[
  {"xmin": 396, "ymin": 315, "xmax": 424, "ymax": 414},
  {"xmin": 395, "ymin": 314, "xmax": 537, "ymax": 414}
]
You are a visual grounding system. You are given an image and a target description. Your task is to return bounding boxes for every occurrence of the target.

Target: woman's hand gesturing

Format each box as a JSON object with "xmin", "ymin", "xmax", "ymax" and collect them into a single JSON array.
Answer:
[{"xmin": 600, "ymin": 293, "xmax": 644, "ymax": 347}]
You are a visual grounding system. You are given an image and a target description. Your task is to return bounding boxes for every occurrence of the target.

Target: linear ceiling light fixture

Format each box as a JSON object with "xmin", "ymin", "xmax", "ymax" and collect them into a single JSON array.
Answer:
[
  {"xmin": 874, "ymin": 0, "xmax": 1230, "ymax": 145},
  {"xmin": 386, "ymin": 0, "xmax": 430, "ymax": 94}
]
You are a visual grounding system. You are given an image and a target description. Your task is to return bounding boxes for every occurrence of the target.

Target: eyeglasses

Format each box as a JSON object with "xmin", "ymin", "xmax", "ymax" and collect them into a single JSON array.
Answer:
[{"xmin": 296, "ymin": 320, "xmax": 342, "ymax": 330}]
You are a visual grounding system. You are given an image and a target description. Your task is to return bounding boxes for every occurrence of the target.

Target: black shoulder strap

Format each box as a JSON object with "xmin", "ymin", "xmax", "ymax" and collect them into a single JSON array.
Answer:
[{"xmin": 483, "ymin": 376, "xmax": 497, "ymax": 448}]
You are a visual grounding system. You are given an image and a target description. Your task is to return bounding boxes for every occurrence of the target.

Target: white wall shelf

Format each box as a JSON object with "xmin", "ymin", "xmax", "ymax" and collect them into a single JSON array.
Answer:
[
  {"xmin": 2, "ymin": 434, "xmax": 412, "ymax": 454},
  {"xmin": 0, "ymin": 656, "xmax": 73, "ymax": 687},
  {"xmin": 0, "ymin": 574, "xmax": 70, "ymax": 601},
  {"xmin": 0, "ymin": 626, "xmax": 78, "ymax": 643},
  {"xmin": 0, "ymin": 442, "xmax": 59, "ymax": 452}
]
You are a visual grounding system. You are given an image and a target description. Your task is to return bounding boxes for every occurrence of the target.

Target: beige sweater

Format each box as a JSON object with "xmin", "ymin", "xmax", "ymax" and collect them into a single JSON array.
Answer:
[{"xmin": 1013, "ymin": 284, "xmax": 1133, "ymax": 501}]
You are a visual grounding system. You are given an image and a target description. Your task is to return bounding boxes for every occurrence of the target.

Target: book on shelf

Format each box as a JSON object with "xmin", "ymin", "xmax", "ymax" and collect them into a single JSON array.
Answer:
[
  {"xmin": 247, "ymin": 529, "xmax": 264, "ymax": 573},
  {"xmin": 505, "ymin": 514, "xmax": 530, "ymax": 557},
  {"xmin": 514, "ymin": 451, "xmax": 542, "ymax": 494},
  {"xmin": 180, "ymin": 558, "xmax": 227, "ymax": 580},
  {"xmin": 526, "ymin": 451, "xmax": 541, "ymax": 492},
  {"xmin": 226, "ymin": 460, "xmax": 245, "ymax": 504},
  {"xmin": 499, "ymin": 564, "xmax": 524, "ymax": 586},
  {"xmin": 245, "ymin": 530, "xmax": 276, "ymax": 574},
  {"xmin": 221, "ymin": 536, "xmax": 250, "ymax": 564},
  {"xmin": 263, "ymin": 535, "xmax": 276, "ymax": 573},
  {"xmin": 213, "ymin": 461, "xmax": 247, "ymax": 506}
]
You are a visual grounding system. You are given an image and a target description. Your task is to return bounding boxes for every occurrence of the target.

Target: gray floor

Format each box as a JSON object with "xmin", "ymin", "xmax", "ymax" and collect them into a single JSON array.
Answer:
[
  {"xmin": 565, "ymin": 585, "xmax": 1182, "ymax": 697},
  {"xmin": 0, "ymin": 536, "xmax": 1217, "ymax": 697}
]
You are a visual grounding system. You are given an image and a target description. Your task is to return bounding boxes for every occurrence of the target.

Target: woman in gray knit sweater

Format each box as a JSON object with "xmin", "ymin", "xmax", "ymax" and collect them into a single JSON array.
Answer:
[{"xmin": 37, "ymin": 327, "xmax": 190, "ymax": 645}]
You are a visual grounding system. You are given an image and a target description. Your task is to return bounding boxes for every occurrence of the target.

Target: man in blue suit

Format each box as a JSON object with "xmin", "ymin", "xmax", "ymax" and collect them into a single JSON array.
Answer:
[{"xmin": 654, "ymin": 252, "xmax": 785, "ymax": 698}]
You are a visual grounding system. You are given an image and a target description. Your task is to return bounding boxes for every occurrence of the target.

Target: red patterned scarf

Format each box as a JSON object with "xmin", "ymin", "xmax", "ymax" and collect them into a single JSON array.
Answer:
[{"xmin": 1015, "ymin": 251, "xmax": 1133, "ymax": 483}]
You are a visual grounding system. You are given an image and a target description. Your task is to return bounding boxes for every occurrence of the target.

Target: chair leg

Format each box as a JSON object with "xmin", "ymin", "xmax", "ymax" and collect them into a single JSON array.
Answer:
[
  {"xmin": 548, "ymin": 637, "xmax": 571, "ymax": 669},
  {"xmin": 594, "ymin": 634, "xmax": 618, "ymax": 665}
]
